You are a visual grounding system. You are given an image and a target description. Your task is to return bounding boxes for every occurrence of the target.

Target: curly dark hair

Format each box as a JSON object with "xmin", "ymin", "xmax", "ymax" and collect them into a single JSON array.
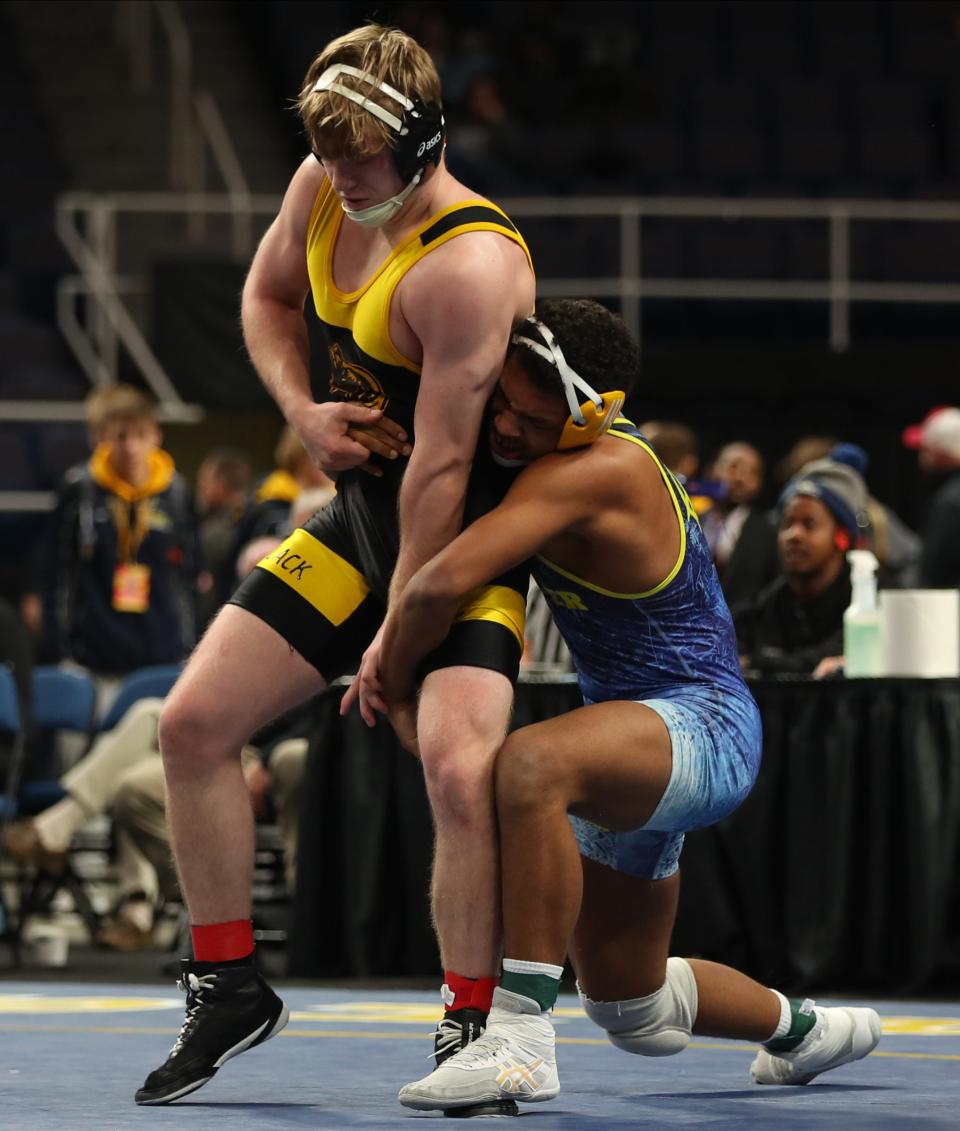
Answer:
[{"xmin": 509, "ymin": 298, "xmax": 640, "ymax": 402}]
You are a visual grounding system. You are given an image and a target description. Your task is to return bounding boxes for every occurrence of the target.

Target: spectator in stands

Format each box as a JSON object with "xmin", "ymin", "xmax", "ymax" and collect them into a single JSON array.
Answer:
[
  {"xmin": 733, "ymin": 454, "xmax": 870, "ymax": 676},
  {"xmin": 195, "ymin": 447, "xmax": 253, "ymax": 627},
  {"xmin": 233, "ymin": 483, "xmax": 337, "ymax": 583},
  {"xmin": 220, "ymin": 425, "xmax": 334, "ymax": 602},
  {"xmin": 0, "ymin": 596, "xmax": 33, "ymax": 807},
  {"xmin": 640, "ymin": 419, "xmax": 700, "ymax": 482},
  {"xmin": 903, "ymin": 407, "xmax": 960, "ymax": 589},
  {"xmin": 40, "ymin": 385, "xmax": 199, "ymax": 689},
  {"xmin": 830, "ymin": 442, "xmax": 920, "ymax": 587},
  {"xmin": 641, "ymin": 420, "xmax": 725, "ymax": 517},
  {"xmin": 773, "ymin": 435, "xmax": 837, "ymax": 489},
  {"xmin": 3, "ymin": 692, "xmax": 309, "ymax": 950},
  {"xmin": 701, "ymin": 442, "xmax": 778, "ymax": 608}
]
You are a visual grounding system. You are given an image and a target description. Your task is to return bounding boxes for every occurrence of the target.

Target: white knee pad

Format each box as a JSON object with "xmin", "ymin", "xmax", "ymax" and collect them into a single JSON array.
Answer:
[{"xmin": 580, "ymin": 957, "xmax": 698, "ymax": 1057}]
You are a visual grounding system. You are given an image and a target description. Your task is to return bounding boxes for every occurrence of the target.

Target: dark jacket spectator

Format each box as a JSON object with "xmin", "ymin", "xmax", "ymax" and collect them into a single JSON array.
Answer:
[
  {"xmin": 733, "ymin": 456, "xmax": 870, "ymax": 675},
  {"xmin": 220, "ymin": 425, "xmax": 334, "ymax": 602},
  {"xmin": 701, "ymin": 442, "xmax": 779, "ymax": 608},
  {"xmin": 41, "ymin": 385, "xmax": 199, "ymax": 676},
  {"xmin": 903, "ymin": 407, "xmax": 960, "ymax": 588},
  {"xmin": 0, "ymin": 597, "xmax": 33, "ymax": 788}
]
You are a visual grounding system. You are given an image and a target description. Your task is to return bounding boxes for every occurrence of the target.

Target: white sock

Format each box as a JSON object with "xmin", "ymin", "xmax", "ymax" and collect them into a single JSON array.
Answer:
[
  {"xmin": 767, "ymin": 989, "xmax": 792, "ymax": 1041},
  {"xmin": 502, "ymin": 958, "xmax": 565, "ymax": 980}
]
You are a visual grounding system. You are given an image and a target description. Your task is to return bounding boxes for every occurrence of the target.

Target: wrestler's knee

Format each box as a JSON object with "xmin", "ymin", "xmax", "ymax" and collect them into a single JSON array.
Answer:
[
  {"xmin": 495, "ymin": 729, "xmax": 566, "ymax": 817},
  {"xmin": 580, "ymin": 957, "xmax": 698, "ymax": 1057},
  {"xmin": 158, "ymin": 681, "xmax": 226, "ymax": 774},
  {"xmin": 420, "ymin": 740, "xmax": 495, "ymax": 827}
]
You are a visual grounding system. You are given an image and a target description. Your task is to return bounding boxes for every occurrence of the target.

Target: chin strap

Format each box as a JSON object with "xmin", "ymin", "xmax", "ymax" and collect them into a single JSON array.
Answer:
[{"xmin": 341, "ymin": 170, "xmax": 423, "ymax": 228}]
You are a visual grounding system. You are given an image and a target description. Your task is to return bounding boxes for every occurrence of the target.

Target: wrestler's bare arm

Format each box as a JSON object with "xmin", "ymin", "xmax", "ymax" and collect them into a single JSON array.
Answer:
[
  {"xmin": 242, "ymin": 157, "xmax": 407, "ymax": 473},
  {"xmin": 389, "ymin": 234, "xmax": 534, "ymax": 601},
  {"xmin": 380, "ymin": 451, "xmax": 600, "ymax": 702}
]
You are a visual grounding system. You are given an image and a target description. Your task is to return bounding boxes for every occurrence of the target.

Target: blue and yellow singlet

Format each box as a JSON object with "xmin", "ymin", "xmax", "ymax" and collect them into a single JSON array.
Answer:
[{"xmin": 533, "ymin": 421, "xmax": 753, "ymax": 713}]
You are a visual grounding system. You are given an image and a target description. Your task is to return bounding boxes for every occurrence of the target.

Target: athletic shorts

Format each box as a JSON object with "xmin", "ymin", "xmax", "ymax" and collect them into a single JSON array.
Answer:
[
  {"xmin": 570, "ymin": 689, "xmax": 762, "ymax": 880},
  {"xmin": 228, "ymin": 469, "xmax": 529, "ymax": 686}
]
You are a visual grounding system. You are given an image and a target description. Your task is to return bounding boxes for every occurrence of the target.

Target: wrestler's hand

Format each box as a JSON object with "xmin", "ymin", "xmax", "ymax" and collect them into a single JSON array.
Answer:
[
  {"xmin": 341, "ymin": 628, "xmax": 387, "ymax": 726},
  {"xmin": 293, "ymin": 402, "xmax": 410, "ymax": 476},
  {"xmin": 346, "ymin": 414, "xmax": 412, "ymax": 471},
  {"xmin": 388, "ymin": 699, "xmax": 420, "ymax": 759}
]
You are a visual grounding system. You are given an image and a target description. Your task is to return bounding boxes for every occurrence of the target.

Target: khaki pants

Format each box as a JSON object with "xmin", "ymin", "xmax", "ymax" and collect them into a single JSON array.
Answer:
[{"xmin": 64, "ymin": 697, "xmax": 309, "ymax": 904}]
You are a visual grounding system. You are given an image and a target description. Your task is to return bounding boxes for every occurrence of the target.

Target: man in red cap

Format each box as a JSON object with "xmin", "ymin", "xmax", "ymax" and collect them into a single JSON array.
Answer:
[{"xmin": 903, "ymin": 407, "xmax": 960, "ymax": 588}]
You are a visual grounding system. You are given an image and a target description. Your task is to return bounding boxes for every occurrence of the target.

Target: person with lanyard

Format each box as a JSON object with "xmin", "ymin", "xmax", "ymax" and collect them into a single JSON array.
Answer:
[
  {"xmin": 135, "ymin": 23, "xmax": 535, "ymax": 1107},
  {"xmin": 41, "ymin": 383, "xmax": 198, "ymax": 690},
  {"xmin": 360, "ymin": 298, "xmax": 881, "ymax": 1114}
]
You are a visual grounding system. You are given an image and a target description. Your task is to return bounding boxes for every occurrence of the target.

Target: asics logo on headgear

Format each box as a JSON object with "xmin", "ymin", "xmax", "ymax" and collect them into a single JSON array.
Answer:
[{"xmin": 417, "ymin": 130, "xmax": 442, "ymax": 158}]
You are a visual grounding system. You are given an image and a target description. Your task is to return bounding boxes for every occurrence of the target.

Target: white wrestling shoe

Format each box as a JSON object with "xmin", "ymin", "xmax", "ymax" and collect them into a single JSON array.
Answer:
[
  {"xmin": 398, "ymin": 988, "xmax": 560, "ymax": 1111},
  {"xmin": 750, "ymin": 1004, "xmax": 882, "ymax": 1085}
]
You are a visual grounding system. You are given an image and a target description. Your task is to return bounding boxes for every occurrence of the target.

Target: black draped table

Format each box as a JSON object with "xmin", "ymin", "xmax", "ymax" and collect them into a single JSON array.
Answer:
[{"xmin": 289, "ymin": 677, "xmax": 960, "ymax": 993}]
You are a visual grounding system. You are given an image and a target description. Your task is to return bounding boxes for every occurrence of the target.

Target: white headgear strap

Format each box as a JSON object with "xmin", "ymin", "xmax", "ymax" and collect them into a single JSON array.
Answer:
[
  {"xmin": 311, "ymin": 63, "xmax": 423, "ymax": 228},
  {"xmin": 511, "ymin": 317, "xmax": 603, "ymax": 425},
  {"xmin": 312, "ymin": 64, "xmax": 413, "ymax": 134}
]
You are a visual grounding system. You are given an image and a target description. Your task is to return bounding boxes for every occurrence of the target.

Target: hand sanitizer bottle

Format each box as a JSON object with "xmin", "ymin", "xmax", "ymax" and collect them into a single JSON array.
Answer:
[{"xmin": 843, "ymin": 549, "xmax": 882, "ymax": 677}]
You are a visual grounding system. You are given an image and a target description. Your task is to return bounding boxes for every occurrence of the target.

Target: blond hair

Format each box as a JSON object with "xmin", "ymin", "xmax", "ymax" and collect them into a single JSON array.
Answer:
[
  {"xmin": 274, "ymin": 424, "xmax": 308, "ymax": 474},
  {"xmin": 298, "ymin": 24, "xmax": 441, "ymax": 162},
  {"xmin": 85, "ymin": 384, "xmax": 157, "ymax": 433}
]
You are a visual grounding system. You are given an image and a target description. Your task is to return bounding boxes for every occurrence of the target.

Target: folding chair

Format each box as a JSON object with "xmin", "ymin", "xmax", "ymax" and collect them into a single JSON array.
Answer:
[
  {"xmin": 0, "ymin": 666, "xmax": 26, "ymax": 958},
  {"xmin": 14, "ymin": 667, "xmax": 99, "ymax": 945},
  {"xmin": 98, "ymin": 664, "xmax": 182, "ymax": 732}
]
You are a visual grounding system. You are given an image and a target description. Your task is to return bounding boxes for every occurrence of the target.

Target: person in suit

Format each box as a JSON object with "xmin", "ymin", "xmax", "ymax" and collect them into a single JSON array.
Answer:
[{"xmin": 701, "ymin": 442, "xmax": 778, "ymax": 609}]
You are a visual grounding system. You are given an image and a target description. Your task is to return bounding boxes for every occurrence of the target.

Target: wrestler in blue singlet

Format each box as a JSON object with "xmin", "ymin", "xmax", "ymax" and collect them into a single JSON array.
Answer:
[{"xmin": 533, "ymin": 420, "xmax": 763, "ymax": 880}]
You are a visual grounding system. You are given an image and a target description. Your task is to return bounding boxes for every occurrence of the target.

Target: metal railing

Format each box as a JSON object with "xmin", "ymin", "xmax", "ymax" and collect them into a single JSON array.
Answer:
[
  {"xmin": 503, "ymin": 195, "xmax": 960, "ymax": 352},
  {"xmin": 5, "ymin": 0, "xmax": 254, "ymax": 428},
  {"xmin": 48, "ymin": 192, "xmax": 960, "ymax": 403},
  {"xmin": 5, "ymin": 191, "xmax": 960, "ymax": 509}
]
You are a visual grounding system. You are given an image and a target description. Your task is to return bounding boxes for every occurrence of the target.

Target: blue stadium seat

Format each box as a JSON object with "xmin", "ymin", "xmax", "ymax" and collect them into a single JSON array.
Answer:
[{"xmin": 98, "ymin": 665, "xmax": 183, "ymax": 732}]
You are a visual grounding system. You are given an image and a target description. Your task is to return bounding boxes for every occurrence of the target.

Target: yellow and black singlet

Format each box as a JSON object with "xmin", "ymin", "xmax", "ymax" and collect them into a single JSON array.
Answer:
[
  {"xmin": 306, "ymin": 177, "xmax": 532, "ymax": 432},
  {"xmin": 230, "ymin": 180, "xmax": 533, "ymax": 682},
  {"xmin": 303, "ymin": 178, "xmax": 534, "ymax": 598}
]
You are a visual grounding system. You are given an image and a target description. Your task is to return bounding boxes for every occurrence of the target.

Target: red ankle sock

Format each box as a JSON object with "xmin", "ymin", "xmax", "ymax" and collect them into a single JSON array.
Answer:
[
  {"xmin": 191, "ymin": 919, "xmax": 254, "ymax": 964},
  {"xmin": 443, "ymin": 970, "xmax": 499, "ymax": 1014}
]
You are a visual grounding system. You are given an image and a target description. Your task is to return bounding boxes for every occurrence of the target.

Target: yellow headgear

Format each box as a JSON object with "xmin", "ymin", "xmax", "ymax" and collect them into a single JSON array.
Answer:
[{"xmin": 510, "ymin": 317, "xmax": 626, "ymax": 450}]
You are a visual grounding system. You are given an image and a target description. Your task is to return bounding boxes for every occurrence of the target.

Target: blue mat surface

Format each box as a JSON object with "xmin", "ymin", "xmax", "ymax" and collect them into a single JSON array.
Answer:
[{"xmin": 1, "ymin": 984, "xmax": 957, "ymax": 1129}]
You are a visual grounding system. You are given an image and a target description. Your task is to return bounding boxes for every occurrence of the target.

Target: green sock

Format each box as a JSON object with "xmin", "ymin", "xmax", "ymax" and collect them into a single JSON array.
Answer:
[
  {"xmin": 764, "ymin": 997, "xmax": 817, "ymax": 1053},
  {"xmin": 500, "ymin": 961, "xmax": 562, "ymax": 1012}
]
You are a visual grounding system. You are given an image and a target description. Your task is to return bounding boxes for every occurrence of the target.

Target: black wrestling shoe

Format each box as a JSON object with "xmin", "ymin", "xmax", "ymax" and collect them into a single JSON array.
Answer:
[
  {"xmin": 434, "ymin": 1007, "xmax": 487, "ymax": 1066},
  {"xmin": 135, "ymin": 958, "xmax": 289, "ymax": 1105}
]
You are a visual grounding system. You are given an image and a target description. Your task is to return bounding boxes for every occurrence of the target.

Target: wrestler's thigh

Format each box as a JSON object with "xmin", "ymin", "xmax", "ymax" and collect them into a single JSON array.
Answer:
[
  {"xmin": 501, "ymin": 700, "xmax": 674, "ymax": 831},
  {"xmin": 165, "ymin": 604, "xmax": 328, "ymax": 748}
]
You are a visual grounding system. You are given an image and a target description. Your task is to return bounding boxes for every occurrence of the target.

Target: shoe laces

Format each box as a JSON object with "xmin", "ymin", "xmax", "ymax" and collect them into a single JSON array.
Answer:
[
  {"xmin": 169, "ymin": 972, "xmax": 218, "ymax": 1054},
  {"xmin": 433, "ymin": 1015, "xmax": 467, "ymax": 1061},
  {"xmin": 443, "ymin": 1030, "xmax": 510, "ymax": 1069}
]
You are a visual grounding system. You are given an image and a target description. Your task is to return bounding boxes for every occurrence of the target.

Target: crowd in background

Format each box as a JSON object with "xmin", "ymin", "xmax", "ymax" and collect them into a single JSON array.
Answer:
[{"xmin": 1, "ymin": 382, "xmax": 959, "ymax": 956}]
